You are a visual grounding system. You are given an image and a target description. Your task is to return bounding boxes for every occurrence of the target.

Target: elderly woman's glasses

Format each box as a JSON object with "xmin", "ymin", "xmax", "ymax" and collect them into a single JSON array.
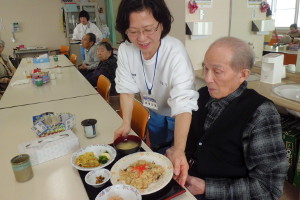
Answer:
[{"xmin": 126, "ymin": 23, "xmax": 160, "ymax": 37}]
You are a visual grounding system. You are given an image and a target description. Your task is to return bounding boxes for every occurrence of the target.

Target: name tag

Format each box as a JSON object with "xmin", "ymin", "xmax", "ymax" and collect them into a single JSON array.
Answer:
[{"xmin": 142, "ymin": 95, "xmax": 158, "ymax": 110}]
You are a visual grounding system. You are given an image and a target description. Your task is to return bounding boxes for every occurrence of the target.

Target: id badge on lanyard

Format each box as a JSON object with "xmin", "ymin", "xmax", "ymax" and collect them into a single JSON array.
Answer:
[
  {"xmin": 142, "ymin": 95, "xmax": 158, "ymax": 110},
  {"xmin": 140, "ymin": 44, "xmax": 160, "ymax": 111}
]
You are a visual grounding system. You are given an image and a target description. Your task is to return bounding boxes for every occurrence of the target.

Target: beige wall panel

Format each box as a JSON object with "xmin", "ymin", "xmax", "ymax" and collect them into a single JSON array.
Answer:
[
  {"xmin": 230, "ymin": 0, "xmax": 266, "ymax": 61},
  {"xmin": 166, "ymin": 0, "xmax": 186, "ymax": 43},
  {"xmin": 185, "ymin": 0, "xmax": 230, "ymax": 70},
  {"xmin": 0, "ymin": 0, "xmax": 67, "ymax": 56}
]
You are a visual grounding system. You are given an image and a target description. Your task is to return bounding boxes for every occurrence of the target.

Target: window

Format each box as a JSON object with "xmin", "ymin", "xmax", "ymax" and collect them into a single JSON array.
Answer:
[{"xmin": 268, "ymin": 0, "xmax": 299, "ymax": 28}]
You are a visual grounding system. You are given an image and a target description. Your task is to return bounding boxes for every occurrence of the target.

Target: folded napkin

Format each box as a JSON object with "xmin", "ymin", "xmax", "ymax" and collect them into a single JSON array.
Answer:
[{"xmin": 11, "ymin": 79, "xmax": 30, "ymax": 87}]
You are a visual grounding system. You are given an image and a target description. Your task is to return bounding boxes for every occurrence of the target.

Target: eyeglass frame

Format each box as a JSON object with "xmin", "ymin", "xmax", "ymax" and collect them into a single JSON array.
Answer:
[{"xmin": 125, "ymin": 23, "xmax": 160, "ymax": 37}]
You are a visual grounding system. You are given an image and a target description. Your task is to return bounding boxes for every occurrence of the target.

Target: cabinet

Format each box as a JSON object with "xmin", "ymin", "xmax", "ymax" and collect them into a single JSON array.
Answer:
[{"xmin": 63, "ymin": 2, "xmax": 100, "ymax": 39}]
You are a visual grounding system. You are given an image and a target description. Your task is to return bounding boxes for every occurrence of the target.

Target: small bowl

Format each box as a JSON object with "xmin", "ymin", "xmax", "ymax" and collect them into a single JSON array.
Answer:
[
  {"xmin": 85, "ymin": 169, "xmax": 111, "ymax": 188},
  {"xmin": 113, "ymin": 135, "xmax": 142, "ymax": 155}
]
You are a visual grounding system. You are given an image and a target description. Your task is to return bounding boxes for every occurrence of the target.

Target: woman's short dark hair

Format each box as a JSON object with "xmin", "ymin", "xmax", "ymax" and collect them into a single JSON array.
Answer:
[
  {"xmin": 99, "ymin": 42, "xmax": 114, "ymax": 58},
  {"xmin": 86, "ymin": 33, "xmax": 96, "ymax": 44},
  {"xmin": 79, "ymin": 10, "xmax": 90, "ymax": 21},
  {"xmin": 116, "ymin": 0, "xmax": 173, "ymax": 42}
]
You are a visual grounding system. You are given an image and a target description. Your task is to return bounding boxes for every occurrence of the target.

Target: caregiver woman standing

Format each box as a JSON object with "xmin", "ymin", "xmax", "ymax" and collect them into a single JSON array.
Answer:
[{"xmin": 114, "ymin": 0, "xmax": 198, "ymax": 186}]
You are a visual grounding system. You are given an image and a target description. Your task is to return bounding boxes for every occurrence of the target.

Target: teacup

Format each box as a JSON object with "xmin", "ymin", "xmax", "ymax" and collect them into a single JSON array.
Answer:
[{"xmin": 81, "ymin": 119, "xmax": 97, "ymax": 138}]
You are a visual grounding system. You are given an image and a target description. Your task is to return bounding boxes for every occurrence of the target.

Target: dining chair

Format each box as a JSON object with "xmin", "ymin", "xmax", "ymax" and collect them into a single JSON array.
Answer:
[
  {"xmin": 60, "ymin": 45, "xmax": 70, "ymax": 57},
  {"xmin": 70, "ymin": 54, "xmax": 77, "ymax": 65},
  {"xmin": 120, "ymin": 98, "xmax": 151, "ymax": 147},
  {"xmin": 97, "ymin": 75, "xmax": 111, "ymax": 103}
]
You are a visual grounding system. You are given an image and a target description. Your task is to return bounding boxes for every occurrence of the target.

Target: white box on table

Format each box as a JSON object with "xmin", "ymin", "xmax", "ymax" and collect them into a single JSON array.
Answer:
[{"xmin": 18, "ymin": 130, "xmax": 80, "ymax": 166}]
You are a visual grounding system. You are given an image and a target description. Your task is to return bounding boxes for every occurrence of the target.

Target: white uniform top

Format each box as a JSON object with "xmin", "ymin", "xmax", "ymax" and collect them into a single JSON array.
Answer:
[
  {"xmin": 72, "ymin": 22, "xmax": 103, "ymax": 42},
  {"xmin": 115, "ymin": 35, "xmax": 199, "ymax": 117}
]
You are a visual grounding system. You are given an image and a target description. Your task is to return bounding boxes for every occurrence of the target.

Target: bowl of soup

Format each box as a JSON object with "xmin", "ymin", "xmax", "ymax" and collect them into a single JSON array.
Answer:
[{"xmin": 113, "ymin": 135, "xmax": 142, "ymax": 155}]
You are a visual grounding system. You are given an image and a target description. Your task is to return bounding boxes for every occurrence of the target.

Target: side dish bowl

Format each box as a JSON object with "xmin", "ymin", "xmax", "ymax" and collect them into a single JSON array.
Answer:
[{"xmin": 85, "ymin": 168, "xmax": 111, "ymax": 188}]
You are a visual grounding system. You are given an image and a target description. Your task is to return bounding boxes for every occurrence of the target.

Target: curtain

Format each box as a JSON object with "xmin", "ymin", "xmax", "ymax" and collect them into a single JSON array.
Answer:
[{"xmin": 105, "ymin": 0, "xmax": 117, "ymax": 46}]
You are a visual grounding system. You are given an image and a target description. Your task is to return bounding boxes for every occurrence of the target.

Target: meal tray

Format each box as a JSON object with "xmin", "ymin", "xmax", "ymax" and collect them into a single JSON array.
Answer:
[{"xmin": 77, "ymin": 146, "xmax": 186, "ymax": 200}]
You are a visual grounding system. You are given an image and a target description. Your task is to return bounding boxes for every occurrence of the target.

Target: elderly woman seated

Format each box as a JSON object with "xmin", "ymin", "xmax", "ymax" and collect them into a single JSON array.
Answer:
[
  {"xmin": 0, "ymin": 40, "xmax": 16, "ymax": 94},
  {"xmin": 85, "ymin": 42, "xmax": 118, "ymax": 95}
]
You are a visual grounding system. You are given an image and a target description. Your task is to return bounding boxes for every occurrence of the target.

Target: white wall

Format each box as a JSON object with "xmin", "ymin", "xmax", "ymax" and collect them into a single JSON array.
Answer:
[
  {"xmin": 0, "ymin": 0, "xmax": 267, "ymax": 69},
  {"xmin": 166, "ymin": 0, "xmax": 186, "ymax": 43},
  {"xmin": 184, "ymin": 0, "xmax": 231, "ymax": 70},
  {"xmin": 0, "ymin": 0, "xmax": 67, "ymax": 56},
  {"xmin": 230, "ymin": 0, "xmax": 266, "ymax": 62}
]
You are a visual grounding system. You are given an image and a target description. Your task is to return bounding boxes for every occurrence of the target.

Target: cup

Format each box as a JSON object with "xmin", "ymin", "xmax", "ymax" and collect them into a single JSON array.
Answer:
[
  {"xmin": 288, "ymin": 64, "xmax": 296, "ymax": 72},
  {"xmin": 11, "ymin": 154, "xmax": 33, "ymax": 182},
  {"xmin": 49, "ymin": 72, "xmax": 56, "ymax": 80},
  {"xmin": 23, "ymin": 70, "xmax": 31, "ymax": 79},
  {"xmin": 53, "ymin": 56, "xmax": 58, "ymax": 62},
  {"xmin": 56, "ymin": 68, "xmax": 62, "ymax": 74},
  {"xmin": 26, "ymin": 57, "xmax": 32, "ymax": 64},
  {"xmin": 35, "ymin": 78, "xmax": 43, "ymax": 86},
  {"xmin": 81, "ymin": 119, "xmax": 97, "ymax": 138}
]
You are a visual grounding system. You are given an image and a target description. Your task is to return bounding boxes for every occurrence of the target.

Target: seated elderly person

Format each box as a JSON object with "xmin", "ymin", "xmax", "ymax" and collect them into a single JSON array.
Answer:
[
  {"xmin": 287, "ymin": 23, "xmax": 300, "ymax": 38},
  {"xmin": 85, "ymin": 42, "xmax": 117, "ymax": 95},
  {"xmin": 0, "ymin": 40, "xmax": 16, "ymax": 93},
  {"xmin": 167, "ymin": 37, "xmax": 288, "ymax": 200},
  {"xmin": 78, "ymin": 33, "xmax": 100, "ymax": 76}
]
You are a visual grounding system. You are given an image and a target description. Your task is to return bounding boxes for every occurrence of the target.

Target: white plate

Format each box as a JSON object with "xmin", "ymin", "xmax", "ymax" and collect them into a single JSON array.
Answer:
[
  {"xmin": 71, "ymin": 144, "xmax": 116, "ymax": 171},
  {"xmin": 110, "ymin": 152, "xmax": 173, "ymax": 195},
  {"xmin": 95, "ymin": 184, "xmax": 142, "ymax": 200}
]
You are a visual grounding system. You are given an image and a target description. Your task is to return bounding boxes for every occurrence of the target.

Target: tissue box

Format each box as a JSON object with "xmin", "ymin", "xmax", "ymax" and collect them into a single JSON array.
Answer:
[
  {"xmin": 33, "ymin": 57, "xmax": 50, "ymax": 69},
  {"xmin": 18, "ymin": 130, "xmax": 80, "ymax": 166}
]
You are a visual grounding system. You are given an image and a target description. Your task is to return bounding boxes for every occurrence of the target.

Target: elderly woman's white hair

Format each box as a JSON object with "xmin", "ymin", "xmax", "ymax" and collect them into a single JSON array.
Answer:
[{"xmin": 0, "ymin": 40, "xmax": 5, "ymax": 48}]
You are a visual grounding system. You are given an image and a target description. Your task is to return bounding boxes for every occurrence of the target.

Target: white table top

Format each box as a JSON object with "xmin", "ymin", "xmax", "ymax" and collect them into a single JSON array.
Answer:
[
  {"xmin": 0, "ymin": 95, "xmax": 196, "ymax": 200},
  {"xmin": 0, "ymin": 55, "xmax": 98, "ymax": 109}
]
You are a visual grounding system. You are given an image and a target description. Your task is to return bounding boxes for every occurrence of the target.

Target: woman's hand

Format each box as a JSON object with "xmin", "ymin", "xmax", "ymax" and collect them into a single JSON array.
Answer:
[
  {"xmin": 114, "ymin": 122, "xmax": 131, "ymax": 140},
  {"xmin": 185, "ymin": 175, "xmax": 206, "ymax": 195},
  {"xmin": 166, "ymin": 146, "xmax": 189, "ymax": 187}
]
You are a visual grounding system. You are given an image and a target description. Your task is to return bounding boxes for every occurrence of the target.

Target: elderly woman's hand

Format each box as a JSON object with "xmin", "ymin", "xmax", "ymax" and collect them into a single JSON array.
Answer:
[{"xmin": 0, "ymin": 78, "xmax": 11, "ymax": 84}]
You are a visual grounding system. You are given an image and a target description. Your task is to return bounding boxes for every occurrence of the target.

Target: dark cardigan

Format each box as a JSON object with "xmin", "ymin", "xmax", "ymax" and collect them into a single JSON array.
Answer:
[
  {"xmin": 186, "ymin": 86, "xmax": 270, "ymax": 178},
  {"xmin": 85, "ymin": 56, "xmax": 117, "ymax": 95}
]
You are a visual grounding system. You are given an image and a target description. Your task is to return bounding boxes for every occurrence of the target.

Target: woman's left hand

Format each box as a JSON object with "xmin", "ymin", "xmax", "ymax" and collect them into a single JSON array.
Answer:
[{"xmin": 166, "ymin": 146, "xmax": 189, "ymax": 187}]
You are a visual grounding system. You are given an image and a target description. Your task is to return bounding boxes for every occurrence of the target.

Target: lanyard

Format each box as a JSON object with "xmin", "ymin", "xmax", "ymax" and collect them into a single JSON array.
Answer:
[{"xmin": 140, "ymin": 47, "xmax": 159, "ymax": 95}]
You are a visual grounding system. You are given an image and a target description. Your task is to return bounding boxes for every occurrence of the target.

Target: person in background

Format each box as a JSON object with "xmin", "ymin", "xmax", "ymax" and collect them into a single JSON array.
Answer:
[
  {"xmin": 0, "ymin": 40, "xmax": 16, "ymax": 94},
  {"xmin": 287, "ymin": 23, "xmax": 300, "ymax": 41},
  {"xmin": 114, "ymin": 0, "xmax": 198, "ymax": 187},
  {"xmin": 171, "ymin": 37, "xmax": 287, "ymax": 199},
  {"xmin": 72, "ymin": 10, "xmax": 103, "ymax": 60},
  {"xmin": 78, "ymin": 33, "xmax": 100, "ymax": 76},
  {"xmin": 85, "ymin": 42, "xmax": 117, "ymax": 95}
]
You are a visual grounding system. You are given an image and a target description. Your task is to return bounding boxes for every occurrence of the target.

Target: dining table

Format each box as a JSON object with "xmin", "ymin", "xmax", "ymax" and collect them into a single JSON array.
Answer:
[
  {"xmin": 0, "ymin": 55, "xmax": 98, "ymax": 109},
  {"xmin": 0, "ymin": 56, "xmax": 197, "ymax": 200}
]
